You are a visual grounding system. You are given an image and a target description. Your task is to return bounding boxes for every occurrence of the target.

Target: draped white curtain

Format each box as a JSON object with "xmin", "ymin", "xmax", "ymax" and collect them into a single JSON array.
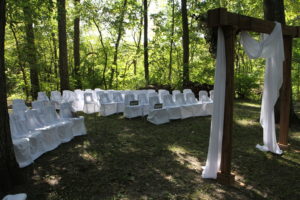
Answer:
[
  {"xmin": 241, "ymin": 22, "xmax": 284, "ymax": 155},
  {"xmin": 202, "ymin": 28, "xmax": 226, "ymax": 179},
  {"xmin": 202, "ymin": 22, "xmax": 284, "ymax": 179}
]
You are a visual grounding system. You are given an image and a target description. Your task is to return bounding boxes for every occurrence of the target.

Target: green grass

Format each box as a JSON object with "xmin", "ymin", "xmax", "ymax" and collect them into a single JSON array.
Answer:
[{"xmin": 12, "ymin": 100, "xmax": 300, "ymax": 200}]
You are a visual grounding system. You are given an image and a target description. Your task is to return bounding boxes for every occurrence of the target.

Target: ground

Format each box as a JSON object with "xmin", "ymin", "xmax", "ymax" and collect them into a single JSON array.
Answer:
[{"xmin": 11, "ymin": 100, "xmax": 300, "ymax": 200}]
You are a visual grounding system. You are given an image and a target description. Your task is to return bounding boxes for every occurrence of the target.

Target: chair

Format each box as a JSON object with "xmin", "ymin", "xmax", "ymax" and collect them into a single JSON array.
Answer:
[
  {"xmin": 158, "ymin": 89, "xmax": 170, "ymax": 103},
  {"xmin": 147, "ymin": 96, "xmax": 170, "ymax": 125},
  {"xmin": 32, "ymin": 100, "xmax": 51, "ymax": 114},
  {"xmin": 50, "ymin": 91, "xmax": 62, "ymax": 109},
  {"xmin": 74, "ymin": 89, "xmax": 85, "ymax": 112},
  {"xmin": 183, "ymin": 89, "xmax": 193, "ymax": 94},
  {"xmin": 98, "ymin": 93, "xmax": 117, "ymax": 116},
  {"xmin": 60, "ymin": 102, "xmax": 87, "ymax": 137},
  {"xmin": 25, "ymin": 109, "xmax": 61, "ymax": 152},
  {"xmin": 199, "ymin": 90, "xmax": 211, "ymax": 103},
  {"xmin": 162, "ymin": 94, "xmax": 182, "ymax": 120},
  {"xmin": 174, "ymin": 93, "xmax": 194, "ymax": 119},
  {"xmin": 172, "ymin": 90, "xmax": 181, "ymax": 101},
  {"xmin": 209, "ymin": 90, "xmax": 214, "ymax": 101},
  {"xmin": 198, "ymin": 90, "xmax": 213, "ymax": 115},
  {"xmin": 37, "ymin": 92, "xmax": 49, "ymax": 101},
  {"xmin": 185, "ymin": 93, "xmax": 206, "ymax": 117},
  {"xmin": 113, "ymin": 92, "xmax": 125, "ymax": 113},
  {"xmin": 138, "ymin": 93, "xmax": 150, "ymax": 116},
  {"xmin": 12, "ymin": 99, "xmax": 28, "ymax": 113},
  {"xmin": 9, "ymin": 114, "xmax": 33, "ymax": 168},
  {"xmin": 39, "ymin": 105, "xmax": 74, "ymax": 143},
  {"xmin": 83, "ymin": 92, "xmax": 99, "ymax": 114},
  {"xmin": 2, "ymin": 193, "xmax": 27, "ymax": 200},
  {"xmin": 9, "ymin": 113, "xmax": 47, "ymax": 163},
  {"xmin": 123, "ymin": 94, "xmax": 143, "ymax": 118}
]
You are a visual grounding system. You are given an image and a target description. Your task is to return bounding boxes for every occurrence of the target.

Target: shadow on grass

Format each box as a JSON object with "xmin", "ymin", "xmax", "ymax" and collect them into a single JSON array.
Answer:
[{"xmin": 10, "ymin": 100, "xmax": 300, "ymax": 200}]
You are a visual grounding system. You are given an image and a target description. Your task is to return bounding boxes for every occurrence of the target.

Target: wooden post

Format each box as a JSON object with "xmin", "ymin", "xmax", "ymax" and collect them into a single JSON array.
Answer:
[
  {"xmin": 217, "ymin": 26, "xmax": 236, "ymax": 185},
  {"xmin": 279, "ymin": 36, "xmax": 293, "ymax": 148}
]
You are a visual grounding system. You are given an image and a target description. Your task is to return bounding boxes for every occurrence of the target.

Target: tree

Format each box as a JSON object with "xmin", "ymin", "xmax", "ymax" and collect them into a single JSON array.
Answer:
[
  {"xmin": 168, "ymin": 0, "xmax": 175, "ymax": 83},
  {"xmin": 111, "ymin": 0, "xmax": 128, "ymax": 88},
  {"xmin": 0, "ymin": 0, "xmax": 22, "ymax": 196},
  {"xmin": 23, "ymin": 1, "xmax": 40, "ymax": 100},
  {"xmin": 143, "ymin": 0, "xmax": 149, "ymax": 85},
  {"xmin": 181, "ymin": 0, "xmax": 189, "ymax": 87},
  {"xmin": 263, "ymin": 0, "xmax": 299, "ymax": 124},
  {"xmin": 57, "ymin": 0, "xmax": 70, "ymax": 91},
  {"xmin": 73, "ymin": 0, "xmax": 82, "ymax": 89}
]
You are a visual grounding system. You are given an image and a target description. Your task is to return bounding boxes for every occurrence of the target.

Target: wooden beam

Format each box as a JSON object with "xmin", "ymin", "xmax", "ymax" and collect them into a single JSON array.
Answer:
[
  {"xmin": 279, "ymin": 36, "xmax": 293, "ymax": 148},
  {"xmin": 217, "ymin": 26, "xmax": 236, "ymax": 185},
  {"xmin": 207, "ymin": 8, "xmax": 300, "ymax": 37}
]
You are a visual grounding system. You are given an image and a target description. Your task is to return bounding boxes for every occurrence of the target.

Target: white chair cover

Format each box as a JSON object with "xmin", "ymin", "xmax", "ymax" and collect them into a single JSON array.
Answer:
[
  {"xmin": 99, "ymin": 93, "xmax": 117, "ymax": 116},
  {"xmin": 183, "ymin": 89, "xmax": 192, "ymax": 94},
  {"xmin": 113, "ymin": 92, "xmax": 125, "ymax": 113},
  {"xmin": 199, "ymin": 90, "xmax": 211, "ymax": 103},
  {"xmin": 12, "ymin": 99, "xmax": 28, "ymax": 112},
  {"xmin": 162, "ymin": 94, "xmax": 181, "ymax": 120},
  {"xmin": 37, "ymin": 92, "xmax": 49, "ymax": 101},
  {"xmin": 209, "ymin": 90, "xmax": 214, "ymax": 101},
  {"xmin": 172, "ymin": 90, "xmax": 181, "ymax": 101},
  {"xmin": 40, "ymin": 105, "xmax": 74, "ymax": 143},
  {"xmin": 2, "ymin": 193, "xmax": 27, "ymax": 200},
  {"xmin": 60, "ymin": 102, "xmax": 87, "ymax": 137},
  {"xmin": 8, "ymin": 114, "xmax": 33, "ymax": 168},
  {"xmin": 32, "ymin": 100, "xmax": 51, "ymax": 114},
  {"xmin": 83, "ymin": 92, "xmax": 99, "ymax": 114},
  {"xmin": 174, "ymin": 93, "xmax": 194, "ymax": 119},
  {"xmin": 185, "ymin": 93, "xmax": 207, "ymax": 117},
  {"xmin": 73, "ymin": 89, "xmax": 85, "ymax": 112},
  {"xmin": 147, "ymin": 96, "xmax": 170, "ymax": 125},
  {"xmin": 138, "ymin": 93, "xmax": 150, "ymax": 116},
  {"xmin": 25, "ymin": 109, "xmax": 61, "ymax": 152},
  {"xmin": 123, "ymin": 94, "xmax": 143, "ymax": 118},
  {"xmin": 158, "ymin": 89, "xmax": 170, "ymax": 103},
  {"xmin": 10, "ymin": 113, "xmax": 48, "ymax": 161},
  {"xmin": 50, "ymin": 91, "xmax": 62, "ymax": 109}
]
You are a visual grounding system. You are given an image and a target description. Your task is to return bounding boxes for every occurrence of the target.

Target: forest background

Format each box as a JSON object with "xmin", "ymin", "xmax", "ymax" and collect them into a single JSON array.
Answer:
[{"xmin": 4, "ymin": 0, "xmax": 300, "ymax": 101}]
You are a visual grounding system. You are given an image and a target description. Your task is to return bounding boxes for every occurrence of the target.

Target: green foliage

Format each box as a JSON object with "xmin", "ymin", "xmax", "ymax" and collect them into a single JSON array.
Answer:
[
  {"xmin": 3, "ymin": 0, "xmax": 300, "ymax": 101},
  {"xmin": 235, "ymin": 71, "xmax": 260, "ymax": 100}
]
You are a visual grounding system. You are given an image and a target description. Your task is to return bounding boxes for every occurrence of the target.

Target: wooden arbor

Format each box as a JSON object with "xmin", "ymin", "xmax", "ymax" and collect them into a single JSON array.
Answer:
[{"xmin": 204, "ymin": 8, "xmax": 300, "ymax": 185}]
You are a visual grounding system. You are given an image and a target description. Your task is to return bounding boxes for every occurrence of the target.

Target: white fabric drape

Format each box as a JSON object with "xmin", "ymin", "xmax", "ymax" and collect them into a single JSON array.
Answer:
[
  {"xmin": 240, "ymin": 22, "xmax": 284, "ymax": 155},
  {"xmin": 202, "ymin": 28, "xmax": 227, "ymax": 179},
  {"xmin": 202, "ymin": 23, "xmax": 284, "ymax": 179}
]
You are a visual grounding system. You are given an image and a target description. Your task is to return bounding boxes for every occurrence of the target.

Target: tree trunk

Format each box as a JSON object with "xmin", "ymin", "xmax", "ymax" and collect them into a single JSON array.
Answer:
[
  {"xmin": 143, "ymin": 0, "xmax": 149, "ymax": 85},
  {"xmin": 133, "ymin": 13, "xmax": 143, "ymax": 76},
  {"xmin": 23, "ymin": 4, "xmax": 40, "ymax": 100},
  {"xmin": 0, "ymin": 0, "xmax": 23, "ymax": 196},
  {"xmin": 57, "ymin": 0, "xmax": 70, "ymax": 91},
  {"xmin": 93, "ymin": 19, "xmax": 108, "ymax": 90},
  {"xmin": 111, "ymin": 0, "xmax": 128, "ymax": 88},
  {"xmin": 181, "ymin": 0, "xmax": 189, "ymax": 87},
  {"xmin": 9, "ymin": 23, "xmax": 29, "ymax": 100},
  {"xmin": 51, "ymin": 32, "xmax": 59, "ymax": 90},
  {"xmin": 73, "ymin": 0, "xmax": 81, "ymax": 89},
  {"xmin": 263, "ymin": 0, "xmax": 299, "ymax": 125},
  {"xmin": 168, "ymin": 0, "xmax": 175, "ymax": 83}
]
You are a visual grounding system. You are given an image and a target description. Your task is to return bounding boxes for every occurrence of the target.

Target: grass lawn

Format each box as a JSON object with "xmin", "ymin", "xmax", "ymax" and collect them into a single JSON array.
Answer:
[{"xmin": 11, "ymin": 100, "xmax": 300, "ymax": 200}]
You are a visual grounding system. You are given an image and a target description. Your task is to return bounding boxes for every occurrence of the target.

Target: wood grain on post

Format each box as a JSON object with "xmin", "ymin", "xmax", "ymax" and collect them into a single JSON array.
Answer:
[{"xmin": 279, "ymin": 36, "xmax": 293, "ymax": 148}]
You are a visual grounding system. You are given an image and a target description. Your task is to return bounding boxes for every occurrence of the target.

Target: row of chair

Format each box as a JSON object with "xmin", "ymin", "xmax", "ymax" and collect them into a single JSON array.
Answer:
[
  {"xmin": 10, "ymin": 100, "xmax": 86, "ymax": 168},
  {"xmin": 34, "ymin": 89, "xmax": 213, "ymax": 125}
]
